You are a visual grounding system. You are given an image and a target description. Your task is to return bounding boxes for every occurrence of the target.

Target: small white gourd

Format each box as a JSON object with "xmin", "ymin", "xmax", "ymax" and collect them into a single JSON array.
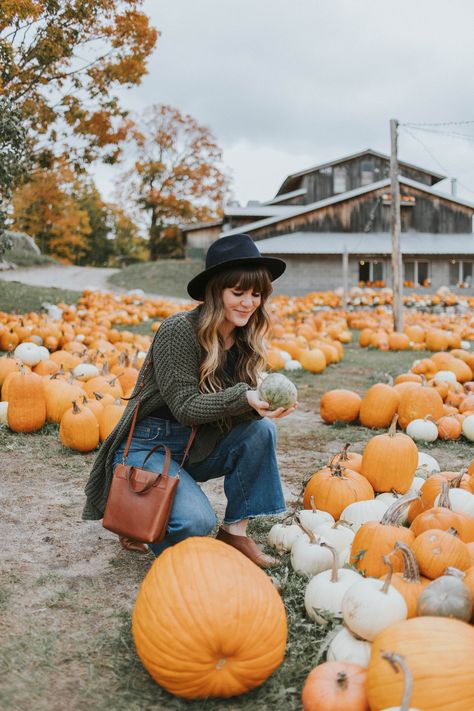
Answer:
[
  {"xmin": 72, "ymin": 363, "xmax": 100, "ymax": 382},
  {"xmin": 340, "ymin": 499, "xmax": 388, "ymax": 533},
  {"xmin": 326, "ymin": 626, "xmax": 372, "ymax": 668},
  {"xmin": 13, "ymin": 342, "xmax": 42, "ymax": 367},
  {"xmin": 433, "ymin": 370, "xmax": 457, "ymax": 384},
  {"xmin": 314, "ymin": 520, "xmax": 355, "ymax": 555},
  {"xmin": 341, "ymin": 575, "xmax": 408, "ymax": 642},
  {"xmin": 267, "ymin": 522, "xmax": 305, "ymax": 552},
  {"xmin": 298, "ymin": 495, "xmax": 335, "ymax": 532},
  {"xmin": 416, "ymin": 452, "xmax": 440, "ymax": 476},
  {"xmin": 406, "ymin": 418, "xmax": 438, "ymax": 442},
  {"xmin": 0, "ymin": 401, "xmax": 8, "ymax": 425},
  {"xmin": 304, "ymin": 545, "xmax": 360, "ymax": 619},
  {"xmin": 290, "ymin": 526, "xmax": 333, "ymax": 577},
  {"xmin": 284, "ymin": 358, "xmax": 302, "ymax": 371},
  {"xmin": 462, "ymin": 414, "xmax": 474, "ymax": 441},
  {"xmin": 434, "ymin": 487, "xmax": 474, "ymax": 519}
]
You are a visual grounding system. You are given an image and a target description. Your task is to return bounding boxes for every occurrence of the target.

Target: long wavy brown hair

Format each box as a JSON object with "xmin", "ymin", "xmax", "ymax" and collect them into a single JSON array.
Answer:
[{"xmin": 197, "ymin": 266, "xmax": 273, "ymax": 396}]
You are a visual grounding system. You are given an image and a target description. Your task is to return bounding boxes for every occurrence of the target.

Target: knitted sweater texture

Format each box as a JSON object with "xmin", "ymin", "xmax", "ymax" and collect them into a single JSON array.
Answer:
[{"xmin": 82, "ymin": 307, "xmax": 255, "ymax": 520}]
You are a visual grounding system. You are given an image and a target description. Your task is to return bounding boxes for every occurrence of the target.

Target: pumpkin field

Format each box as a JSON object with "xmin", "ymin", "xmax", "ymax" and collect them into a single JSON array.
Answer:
[{"xmin": 3, "ymin": 282, "xmax": 474, "ymax": 710}]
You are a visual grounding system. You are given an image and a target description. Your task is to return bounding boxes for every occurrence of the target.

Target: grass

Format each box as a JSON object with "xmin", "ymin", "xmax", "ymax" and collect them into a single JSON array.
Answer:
[
  {"xmin": 2, "ymin": 245, "xmax": 57, "ymax": 267},
  {"xmin": 107, "ymin": 258, "xmax": 204, "ymax": 299},
  {"xmin": 0, "ymin": 281, "xmax": 81, "ymax": 313}
]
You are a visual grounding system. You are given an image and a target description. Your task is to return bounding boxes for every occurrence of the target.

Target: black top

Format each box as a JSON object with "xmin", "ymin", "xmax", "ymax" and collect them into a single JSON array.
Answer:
[{"xmin": 151, "ymin": 343, "xmax": 239, "ymax": 423}]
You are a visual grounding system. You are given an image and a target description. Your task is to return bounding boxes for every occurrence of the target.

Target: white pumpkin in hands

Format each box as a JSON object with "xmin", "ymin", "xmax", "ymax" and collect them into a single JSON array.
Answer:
[
  {"xmin": 342, "ymin": 576, "xmax": 408, "ymax": 642},
  {"xmin": 304, "ymin": 545, "xmax": 360, "ymax": 620},
  {"xmin": 267, "ymin": 522, "xmax": 305, "ymax": 552},
  {"xmin": 326, "ymin": 626, "xmax": 372, "ymax": 668}
]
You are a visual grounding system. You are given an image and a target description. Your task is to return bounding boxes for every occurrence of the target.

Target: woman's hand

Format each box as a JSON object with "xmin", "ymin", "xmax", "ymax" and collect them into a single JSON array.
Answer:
[{"xmin": 246, "ymin": 390, "xmax": 299, "ymax": 419}]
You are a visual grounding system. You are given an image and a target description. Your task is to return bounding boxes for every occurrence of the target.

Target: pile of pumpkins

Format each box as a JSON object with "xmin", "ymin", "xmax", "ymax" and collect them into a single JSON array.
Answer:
[
  {"xmin": 320, "ymin": 346, "xmax": 474, "ymax": 444},
  {"xmin": 267, "ymin": 437, "xmax": 474, "ymax": 709},
  {"xmin": 0, "ymin": 339, "xmax": 145, "ymax": 451}
]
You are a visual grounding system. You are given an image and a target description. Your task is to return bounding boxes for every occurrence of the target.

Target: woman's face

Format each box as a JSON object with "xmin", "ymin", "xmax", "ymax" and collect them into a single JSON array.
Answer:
[{"xmin": 221, "ymin": 286, "xmax": 262, "ymax": 330}]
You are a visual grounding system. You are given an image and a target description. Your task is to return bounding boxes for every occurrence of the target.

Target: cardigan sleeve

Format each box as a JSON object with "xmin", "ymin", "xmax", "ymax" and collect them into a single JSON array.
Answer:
[{"xmin": 152, "ymin": 315, "xmax": 253, "ymax": 426}]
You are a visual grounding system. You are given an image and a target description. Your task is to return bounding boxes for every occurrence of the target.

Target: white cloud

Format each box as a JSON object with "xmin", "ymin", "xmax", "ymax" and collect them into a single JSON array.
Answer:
[{"xmin": 92, "ymin": 0, "xmax": 474, "ymax": 207}]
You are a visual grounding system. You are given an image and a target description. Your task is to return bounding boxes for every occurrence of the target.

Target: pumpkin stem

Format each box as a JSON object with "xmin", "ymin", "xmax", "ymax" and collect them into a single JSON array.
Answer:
[
  {"xmin": 381, "ymin": 555, "xmax": 394, "ymax": 593},
  {"xmin": 330, "ymin": 443, "xmax": 351, "ymax": 465},
  {"xmin": 335, "ymin": 671, "xmax": 348, "ymax": 690},
  {"xmin": 445, "ymin": 566, "xmax": 465, "ymax": 580},
  {"xmin": 447, "ymin": 527, "xmax": 459, "ymax": 537},
  {"xmin": 319, "ymin": 542, "xmax": 339, "ymax": 583},
  {"xmin": 93, "ymin": 391, "xmax": 104, "ymax": 401},
  {"xmin": 328, "ymin": 462, "xmax": 346, "ymax": 478},
  {"xmin": 438, "ymin": 481, "xmax": 452, "ymax": 510},
  {"xmin": 451, "ymin": 471, "xmax": 465, "ymax": 489},
  {"xmin": 295, "ymin": 516, "xmax": 318, "ymax": 544},
  {"xmin": 381, "ymin": 652, "xmax": 414, "ymax": 711},
  {"xmin": 72, "ymin": 400, "xmax": 81, "ymax": 415},
  {"xmin": 102, "ymin": 361, "xmax": 110, "ymax": 375},
  {"xmin": 388, "ymin": 414, "xmax": 399, "ymax": 437},
  {"xmin": 394, "ymin": 541, "xmax": 421, "ymax": 583},
  {"xmin": 380, "ymin": 491, "xmax": 420, "ymax": 526}
]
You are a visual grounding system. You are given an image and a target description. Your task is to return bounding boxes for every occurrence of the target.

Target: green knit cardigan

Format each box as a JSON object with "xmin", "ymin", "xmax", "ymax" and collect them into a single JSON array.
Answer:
[{"xmin": 82, "ymin": 307, "xmax": 256, "ymax": 520}]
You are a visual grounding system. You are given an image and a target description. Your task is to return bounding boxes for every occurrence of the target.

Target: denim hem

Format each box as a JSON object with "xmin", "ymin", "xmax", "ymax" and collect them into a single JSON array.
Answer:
[{"xmin": 223, "ymin": 507, "xmax": 287, "ymax": 525}]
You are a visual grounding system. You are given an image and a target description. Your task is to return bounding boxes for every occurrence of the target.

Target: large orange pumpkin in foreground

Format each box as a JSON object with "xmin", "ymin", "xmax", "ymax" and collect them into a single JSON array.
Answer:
[
  {"xmin": 367, "ymin": 616, "xmax": 474, "ymax": 710},
  {"xmin": 132, "ymin": 537, "xmax": 287, "ymax": 699}
]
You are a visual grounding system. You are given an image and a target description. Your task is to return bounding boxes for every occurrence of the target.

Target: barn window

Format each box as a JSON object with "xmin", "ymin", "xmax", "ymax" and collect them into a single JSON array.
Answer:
[
  {"xmin": 359, "ymin": 259, "xmax": 384, "ymax": 285},
  {"xmin": 361, "ymin": 160, "xmax": 375, "ymax": 185},
  {"xmin": 448, "ymin": 260, "xmax": 473, "ymax": 286},
  {"xmin": 333, "ymin": 166, "xmax": 347, "ymax": 193},
  {"xmin": 404, "ymin": 260, "xmax": 430, "ymax": 287}
]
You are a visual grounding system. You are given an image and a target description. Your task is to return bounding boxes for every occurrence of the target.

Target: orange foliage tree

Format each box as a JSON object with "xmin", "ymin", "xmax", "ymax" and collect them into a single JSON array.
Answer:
[
  {"xmin": 121, "ymin": 105, "xmax": 229, "ymax": 259},
  {"xmin": 11, "ymin": 162, "xmax": 91, "ymax": 263},
  {"xmin": 0, "ymin": 0, "xmax": 158, "ymax": 167}
]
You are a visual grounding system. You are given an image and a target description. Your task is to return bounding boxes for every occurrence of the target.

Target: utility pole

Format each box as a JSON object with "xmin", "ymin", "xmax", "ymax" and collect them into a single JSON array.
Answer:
[
  {"xmin": 342, "ymin": 244, "xmax": 349, "ymax": 309},
  {"xmin": 390, "ymin": 118, "xmax": 403, "ymax": 332}
]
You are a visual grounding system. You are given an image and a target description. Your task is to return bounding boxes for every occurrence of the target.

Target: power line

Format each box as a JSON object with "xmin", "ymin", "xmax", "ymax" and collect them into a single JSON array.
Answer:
[
  {"xmin": 403, "ymin": 125, "xmax": 474, "ymax": 142},
  {"xmin": 400, "ymin": 125, "xmax": 474, "ymax": 197},
  {"xmin": 402, "ymin": 119, "xmax": 474, "ymax": 128}
]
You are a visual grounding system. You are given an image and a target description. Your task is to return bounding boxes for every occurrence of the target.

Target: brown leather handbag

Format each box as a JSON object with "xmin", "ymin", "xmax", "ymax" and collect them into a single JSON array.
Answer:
[{"xmin": 102, "ymin": 401, "xmax": 197, "ymax": 544}]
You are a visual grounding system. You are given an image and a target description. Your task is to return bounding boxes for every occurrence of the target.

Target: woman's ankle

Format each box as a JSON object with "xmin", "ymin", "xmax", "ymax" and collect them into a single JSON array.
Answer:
[{"xmin": 222, "ymin": 519, "xmax": 248, "ymax": 537}]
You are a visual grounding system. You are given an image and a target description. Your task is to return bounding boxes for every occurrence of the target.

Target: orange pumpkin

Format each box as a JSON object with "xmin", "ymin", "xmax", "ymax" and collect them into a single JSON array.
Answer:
[
  {"xmin": 380, "ymin": 542, "xmax": 429, "ymax": 618},
  {"xmin": 359, "ymin": 384, "xmax": 399, "ymax": 429},
  {"xmin": 397, "ymin": 385, "xmax": 444, "ymax": 430},
  {"xmin": 412, "ymin": 528, "xmax": 470, "ymax": 579},
  {"xmin": 7, "ymin": 368, "xmax": 46, "ymax": 433},
  {"xmin": 132, "ymin": 537, "xmax": 287, "ymax": 699},
  {"xmin": 302, "ymin": 661, "xmax": 369, "ymax": 711},
  {"xmin": 59, "ymin": 401, "xmax": 99, "ymax": 452},
  {"xmin": 303, "ymin": 463, "xmax": 374, "ymax": 520},
  {"xmin": 360, "ymin": 416, "xmax": 418, "ymax": 494},
  {"xmin": 319, "ymin": 390, "xmax": 361, "ymax": 424}
]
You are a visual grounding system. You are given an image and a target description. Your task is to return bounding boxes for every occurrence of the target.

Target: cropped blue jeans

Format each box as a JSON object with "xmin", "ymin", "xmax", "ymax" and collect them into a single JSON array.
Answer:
[{"xmin": 113, "ymin": 415, "xmax": 287, "ymax": 557}]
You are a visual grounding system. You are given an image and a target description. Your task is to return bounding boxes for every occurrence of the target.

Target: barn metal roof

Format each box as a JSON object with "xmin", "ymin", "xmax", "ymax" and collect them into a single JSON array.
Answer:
[
  {"xmin": 257, "ymin": 232, "xmax": 474, "ymax": 256},
  {"xmin": 220, "ymin": 177, "xmax": 474, "ymax": 239},
  {"xmin": 263, "ymin": 188, "xmax": 307, "ymax": 205}
]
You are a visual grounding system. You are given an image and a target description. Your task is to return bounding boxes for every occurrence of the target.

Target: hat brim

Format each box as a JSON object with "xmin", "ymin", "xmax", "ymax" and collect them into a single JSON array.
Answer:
[{"xmin": 187, "ymin": 256, "xmax": 286, "ymax": 301}]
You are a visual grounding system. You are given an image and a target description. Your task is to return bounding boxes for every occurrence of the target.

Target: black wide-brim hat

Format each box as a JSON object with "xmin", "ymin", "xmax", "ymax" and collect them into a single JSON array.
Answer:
[{"xmin": 187, "ymin": 233, "xmax": 286, "ymax": 301}]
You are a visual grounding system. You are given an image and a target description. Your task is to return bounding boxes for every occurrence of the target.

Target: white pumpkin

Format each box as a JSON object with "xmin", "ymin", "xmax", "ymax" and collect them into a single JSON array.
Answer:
[
  {"xmin": 410, "ymin": 476, "xmax": 425, "ymax": 492},
  {"xmin": 314, "ymin": 521, "xmax": 355, "ymax": 555},
  {"xmin": 416, "ymin": 452, "xmax": 440, "ymax": 478},
  {"xmin": 434, "ymin": 488, "xmax": 474, "ymax": 518},
  {"xmin": 340, "ymin": 499, "xmax": 388, "ymax": 533},
  {"xmin": 461, "ymin": 340, "xmax": 471, "ymax": 350},
  {"xmin": 0, "ymin": 401, "xmax": 8, "ymax": 425},
  {"xmin": 278, "ymin": 349, "xmax": 292, "ymax": 362},
  {"xmin": 462, "ymin": 414, "xmax": 474, "ymax": 441},
  {"xmin": 304, "ymin": 546, "xmax": 360, "ymax": 619},
  {"xmin": 433, "ymin": 370, "xmax": 457, "ymax": 384},
  {"xmin": 326, "ymin": 626, "xmax": 372, "ymax": 668},
  {"xmin": 284, "ymin": 358, "xmax": 302, "ymax": 371},
  {"xmin": 341, "ymin": 577, "xmax": 408, "ymax": 642},
  {"xmin": 406, "ymin": 418, "xmax": 438, "ymax": 442},
  {"xmin": 72, "ymin": 363, "xmax": 100, "ymax": 382},
  {"xmin": 298, "ymin": 508, "xmax": 335, "ymax": 533},
  {"xmin": 267, "ymin": 523, "xmax": 305, "ymax": 552},
  {"xmin": 290, "ymin": 533, "xmax": 333, "ymax": 577},
  {"xmin": 13, "ymin": 342, "xmax": 42, "ymax": 367},
  {"xmin": 36, "ymin": 346, "xmax": 50, "ymax": 362}
]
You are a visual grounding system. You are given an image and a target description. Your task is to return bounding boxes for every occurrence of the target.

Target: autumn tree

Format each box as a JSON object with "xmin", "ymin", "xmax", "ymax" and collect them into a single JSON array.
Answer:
[
  {"xmin": 76, "ymin": 181, "xmax": 114, "ymax": 266},
  {"xmin": 108, "ymin": 204, "xmax": 148, "ymax": 265},
  {"xmin": 0, "ymin": 0, "xmax": 158, "ymax": 168},
  {"xmin": 11, "ymin": 161, "xmax": 91, "ymax": 263},
  {"xmin": 121, "ymin": 104, "xmax": 229, "ymax": 260}
]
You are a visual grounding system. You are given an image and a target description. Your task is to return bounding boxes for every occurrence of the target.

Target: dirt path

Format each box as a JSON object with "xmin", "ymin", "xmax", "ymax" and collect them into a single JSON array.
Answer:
[{"xmin": 0, "ymin": 265, "xmax": 121, "ymax": 292}]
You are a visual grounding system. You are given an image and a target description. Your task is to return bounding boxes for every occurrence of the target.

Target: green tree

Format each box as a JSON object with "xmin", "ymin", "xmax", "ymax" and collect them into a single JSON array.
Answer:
[
  {"xmin": 108, "ymin": 203, "xmax": 147, "ymax": 265},
  {"xmin": 121, "ymin": 104, "xmax": 229, "ymax": 260},
  {"xmin": 76, "ymin": 181, "xmax": 114, "ymax": 266}
]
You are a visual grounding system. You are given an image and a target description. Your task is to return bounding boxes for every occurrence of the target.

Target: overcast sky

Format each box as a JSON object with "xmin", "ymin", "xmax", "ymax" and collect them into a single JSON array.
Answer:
[{"xmin": 94, "ymin": 0, "xmax": 474, "ymax": 206}]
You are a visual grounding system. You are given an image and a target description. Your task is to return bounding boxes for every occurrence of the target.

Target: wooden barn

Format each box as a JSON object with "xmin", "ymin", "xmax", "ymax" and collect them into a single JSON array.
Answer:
[{"xmin": 182, "ymin": 149, "xmax": 474, "ymax": 294}]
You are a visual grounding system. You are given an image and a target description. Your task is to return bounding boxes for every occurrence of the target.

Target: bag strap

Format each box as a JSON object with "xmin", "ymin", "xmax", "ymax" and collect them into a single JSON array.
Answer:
[{"xmin": 141, "ymin": 425, "xmax": 197, "ymax": 475}]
